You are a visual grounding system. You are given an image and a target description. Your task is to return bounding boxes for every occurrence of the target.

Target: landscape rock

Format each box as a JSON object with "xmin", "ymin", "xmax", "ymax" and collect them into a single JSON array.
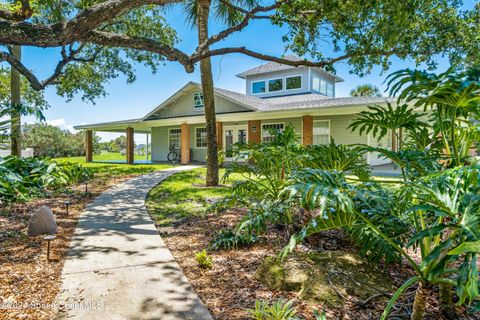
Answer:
[{"xmin": 27, "ymin": 206, "xmax": 57, "ymax": 236}]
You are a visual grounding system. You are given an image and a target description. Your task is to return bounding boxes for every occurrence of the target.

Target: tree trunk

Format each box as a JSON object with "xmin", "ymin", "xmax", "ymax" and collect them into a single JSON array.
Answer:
[
  {"xmin": 197, "ymin": 0, "xmax": 219, "ymax": 186},
  {"xmin": 411, "ymin": 282, "xmax": 431, "ymax": 320},
  {"xmin": 10, "ymin": 45, "xmax": 21, "ymax": 157},
  {"xmin": 439, "ymin": 283, "xmax": 454, "ymax": 318}
]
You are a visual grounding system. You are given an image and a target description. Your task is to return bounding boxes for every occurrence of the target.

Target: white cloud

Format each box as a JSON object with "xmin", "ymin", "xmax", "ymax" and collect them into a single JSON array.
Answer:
[{"xmin": 46, "ymin": 118, "xmax": 76, "ymax": 132}]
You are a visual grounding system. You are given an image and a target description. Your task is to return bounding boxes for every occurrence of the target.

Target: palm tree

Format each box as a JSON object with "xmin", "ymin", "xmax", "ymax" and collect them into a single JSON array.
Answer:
[
  {"xmin": 350, "ymin": 84, "xmax": 382, "ymax": 97},
  {"xmin": 184, "ymin": 0, "xmax": 256, "ymax": 186},
  {"xmin": 10, "ymin": 45, "xmax": 21, "ymax": 157}
]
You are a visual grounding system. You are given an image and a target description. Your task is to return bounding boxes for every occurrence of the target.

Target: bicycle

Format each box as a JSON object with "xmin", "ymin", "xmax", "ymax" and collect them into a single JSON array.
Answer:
[{"xmin": 167, "ymin": 146, "xmax": 181, "ymax": 163}]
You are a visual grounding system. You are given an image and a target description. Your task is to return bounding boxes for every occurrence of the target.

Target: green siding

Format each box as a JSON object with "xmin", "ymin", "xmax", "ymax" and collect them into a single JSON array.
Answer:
[
  {"xmin": 151, "ymin": 94, "xmax": 250, "ymax": 119},
  {"xmin": 150, "ymin": 114, "xmax": 370, "ymax": 163},
  {"xmin": 313, "ymin": 114, "xmax": 367, "ymax": 145}
]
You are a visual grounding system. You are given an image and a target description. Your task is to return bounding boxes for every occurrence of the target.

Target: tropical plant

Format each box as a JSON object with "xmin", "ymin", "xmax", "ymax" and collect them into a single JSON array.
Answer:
[
  {"xmin": 280, "ymin": 165, "xmax": 480, "ymax": 320},
  {"xmin": 209, "ymin": 228, "xmax": 257, "ymax": 250},
  {"xmin": 303, "ymin": 139, "xmax": 371, "ymax": 180},
  {"xmin": 386, "ymin": 68, "xmax": 480, "ymax": 167},
  {"xmin": 348, "ymin": 103, "xmax": 426, "ymax": 148},
  {"xmin": 0, "ymin": 156, "xmax": 93, "ymax": 203},
  {"xmin": 224, "ymin": 126, "xmax": 302, "ymax": 201},
  {"xmin": 350, "ymin": 84, "xmax": 382, "ymax": 97},
  {"xmin": 247, "ymin": 299, "xmax": 298, "ymax": 320}
]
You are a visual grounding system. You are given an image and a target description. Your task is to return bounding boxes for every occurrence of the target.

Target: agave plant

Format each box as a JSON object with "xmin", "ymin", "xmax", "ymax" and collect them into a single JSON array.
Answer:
[{"xmin": 281, "ymin": 166, "xmax": 480, "ymax": 320}]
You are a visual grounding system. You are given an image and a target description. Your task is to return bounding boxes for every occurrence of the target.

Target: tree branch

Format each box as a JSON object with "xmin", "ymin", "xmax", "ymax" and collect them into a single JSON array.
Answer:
[
  {"xmin": 0, "ymin": 45, "xmax": 104, "ymax": 91},
  {"xmin": 193, "ymin": 47, "xmax": 400, "ymax": 68},
  {"xmin": 86, "ymin": 31, "xmax": 194, "ymax": 72},
  {"xmin": 194, "ymin": 1, "xmax": 283, "ymax": 55},
  {"xmin": 0, "ymin": 0, "xmax": 32, "ymax": 21}
]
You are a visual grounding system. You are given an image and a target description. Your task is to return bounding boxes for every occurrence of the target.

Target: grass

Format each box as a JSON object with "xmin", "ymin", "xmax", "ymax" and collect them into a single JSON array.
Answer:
[
  {"xmin": 54, "ymin": 152, "xmax": 174, "ymax": 176},
  {"xmin": 147, "ymin": 168, "xmax": 239, "ymax": 227}
]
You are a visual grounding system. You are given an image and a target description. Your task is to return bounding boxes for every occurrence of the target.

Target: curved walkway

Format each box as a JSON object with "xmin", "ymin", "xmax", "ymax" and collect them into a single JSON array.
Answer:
[{"xmin": 54, "ymin": 166, "xmax": 213, "ymax": 320}]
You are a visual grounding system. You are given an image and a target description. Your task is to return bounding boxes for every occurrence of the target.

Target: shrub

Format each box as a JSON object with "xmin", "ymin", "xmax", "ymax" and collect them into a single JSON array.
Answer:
[
  {"xmin": 209, "ymin": 228, "xmax": 257, "ymax": 250},
  {"xmin": 247, "ymin": 299, "xmax": 298, "ymax": 320},
  {"xmin": 0, "ymin": 156, "xmax": 94, "ymax": 203},
  {"xmin": 195, "ymin": 249, "xmax": 213, "ymax": 269}
]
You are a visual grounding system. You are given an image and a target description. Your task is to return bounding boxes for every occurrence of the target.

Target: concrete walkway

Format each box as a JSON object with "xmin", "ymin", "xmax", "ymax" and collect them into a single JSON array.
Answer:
[{"xmin": 54, "ymin": 166, "xmax": 213, "ymax": 320}]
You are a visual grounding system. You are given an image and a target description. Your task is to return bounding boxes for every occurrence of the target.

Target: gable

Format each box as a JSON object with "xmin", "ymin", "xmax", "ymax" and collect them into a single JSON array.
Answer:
[{"xmin": 144, "ymin": 89, "xmax": 252, "ymax": 120}]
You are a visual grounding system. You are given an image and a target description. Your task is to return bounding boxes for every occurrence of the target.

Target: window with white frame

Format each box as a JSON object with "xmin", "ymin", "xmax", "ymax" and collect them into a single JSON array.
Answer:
[
  {"xmin": 195, "ymin": 127, "xmax": 207, "ymax": 148},
  {"xmin": 326, "ymin": 82, "xmax": 334, "ymax": 97},
  {"xmin": 313, "ymin": 120, "xmax": 330, "ymax": 145},
  {"xmin": 262, "ymin": 123, "xmax": 284, "ymax": 143},
  {"xmin": 252, "ymin": 81, "xmax": 266, "ymax": 94},
  {"xmin": 286, "ymin": 75, "xmax": 302, "ymax": 90},
  {"xmin": 268, "ymin": 78, "xmax": 283, "ymax": 92},
  {"xmin": 193, "ymin": 92, "xmax": 204, "ymax": 110},
  {"xmin": 168, "ymin": 128, "xmax": 181, "ymax": 149}
]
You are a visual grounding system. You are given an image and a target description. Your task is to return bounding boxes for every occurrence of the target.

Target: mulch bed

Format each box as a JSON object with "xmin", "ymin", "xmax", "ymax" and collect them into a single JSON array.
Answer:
[
  {"xmin": 156, "ymin": 209, "xmax": 479, "ymax": 320},
  {"xmin": 0, "ymin": 174, "xmax": 138, "ymax": 320}
]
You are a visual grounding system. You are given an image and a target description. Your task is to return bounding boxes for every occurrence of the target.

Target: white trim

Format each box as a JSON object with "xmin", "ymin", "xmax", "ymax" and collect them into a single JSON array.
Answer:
[
  {"xmin": 194, "ymin": 126, "xmax": 207, "ymax": 149},
  {"xmin": 312, "ymin": 119, "xmax": 331, "ymax": 145},
  {"xmin": 261, "ymin": 122, "xmax": 285, "ymax": 142},
  {"xmin": 307, "ymin": 68, "xmax": 311, "ymax": 92},
  {"xmin": 223, "ymin": 124, "xmax": 248, "ymax": 160},
  {"xmin": 285, "ymin": 74, "xmax": 303, "ymax": 91},
  {"xmin": 251, "ymin": 80, "xmax": 266, "ymax": 95},
  {"xmin": 168, "ymin": 128, "xmax": 181, "ymax": 148}
]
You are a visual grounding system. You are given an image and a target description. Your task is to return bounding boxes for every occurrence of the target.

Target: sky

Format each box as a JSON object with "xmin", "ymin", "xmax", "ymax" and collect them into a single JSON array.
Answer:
[{"xmin": 11, "ymin": 2, "xmax": 474, "ymax": 143}]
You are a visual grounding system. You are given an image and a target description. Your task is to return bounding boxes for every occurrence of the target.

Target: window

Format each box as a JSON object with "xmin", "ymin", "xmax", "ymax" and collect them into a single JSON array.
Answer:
[
  {"xmin": 311, "ymin": 75, "xmax": 331, "ymax": 96},
  {"xmin": 326, "ymin": 82, "xmax": 334, "ymax": 97},
  {"xmin": 195, "ymin": 127, "xmax": 207, "ymax": 148},
  {"xmin": 286, "ymin": 75, "xmax": 302, "ymax": 90},
  {"xmin": 193, "ymin": 92, "xmax": 204, "ymax": 109},
  {"xmin": 252, "ymin": 81, "xmax": 266, "ymax": 94},
  {"xmin": 313, "ymin": 120, "xmax": 330, "ymax": 145},
  {"xmin": 168, "ymin": 128, "xmax": 181, "ymax": 149},
  {"xmin": 312, "ymin": 76, "xmax": 320, "ymax": 93},
  {"xmin": 268, "ymin": 78, "xmax": 283, "ymax": 92},
  {"xmin": 262, "ymin": 123, "xmax": 284, "ymax": 143}
]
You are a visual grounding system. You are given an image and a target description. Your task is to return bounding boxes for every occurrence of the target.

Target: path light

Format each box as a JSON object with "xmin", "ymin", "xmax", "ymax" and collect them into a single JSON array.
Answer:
[
  {"xmin": 43, "ymin": 234, "xmax": 56, "ymax": 261},
  {"xmin": 64, "ymin": 201, "xmax": 71, "ymax": 216},
  {"xmin": 85, "ymin": 182, "xmax": 88, "ymax": 194}
]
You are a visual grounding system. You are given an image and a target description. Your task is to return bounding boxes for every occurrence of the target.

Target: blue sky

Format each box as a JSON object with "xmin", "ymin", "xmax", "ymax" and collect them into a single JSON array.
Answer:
[{"xmin": 18, "ymin": 3, "xmax": 470, "ymax": 143}]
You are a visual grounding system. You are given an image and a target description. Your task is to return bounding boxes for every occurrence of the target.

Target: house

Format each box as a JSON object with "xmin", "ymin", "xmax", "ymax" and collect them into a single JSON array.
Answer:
[{"xmin": 75, "ymin": 57, "xmax": 395, "ymax": 165}]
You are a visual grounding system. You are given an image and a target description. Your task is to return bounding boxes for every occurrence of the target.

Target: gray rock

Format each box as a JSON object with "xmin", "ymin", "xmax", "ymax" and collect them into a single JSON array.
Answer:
[{"xmin": 27, "ymin": 206, "xmax": 57, "ymax": 236}]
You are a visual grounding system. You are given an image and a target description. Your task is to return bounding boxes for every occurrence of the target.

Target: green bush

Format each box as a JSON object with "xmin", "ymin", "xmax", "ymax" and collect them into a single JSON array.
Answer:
[{"xmin": 0, "ymin": 156, "xmax": 93, "ymax": 203}]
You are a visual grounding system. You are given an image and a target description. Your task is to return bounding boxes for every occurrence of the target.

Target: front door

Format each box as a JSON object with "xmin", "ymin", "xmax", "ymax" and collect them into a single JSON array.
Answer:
[{"xmin": 223, "ymin": 125, "xmax": 248, "ymax": 160}]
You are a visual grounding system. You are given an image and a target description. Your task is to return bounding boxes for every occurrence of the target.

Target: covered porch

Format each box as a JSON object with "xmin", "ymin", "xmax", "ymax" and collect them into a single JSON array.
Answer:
[{"xmin": 79, "ymin": 119, "xmax": 153, "ymax": 165}]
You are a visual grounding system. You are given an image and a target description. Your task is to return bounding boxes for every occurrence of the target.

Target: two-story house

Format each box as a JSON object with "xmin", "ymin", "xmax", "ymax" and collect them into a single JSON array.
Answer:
[{"xmin": 75, "ymin": 57, "xmax": 394, "ymax": 165}]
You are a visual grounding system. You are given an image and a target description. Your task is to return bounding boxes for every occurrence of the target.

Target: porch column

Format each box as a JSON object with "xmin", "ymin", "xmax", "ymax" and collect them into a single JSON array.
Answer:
[
  {"xmin": 216, "ymin": 122, "xmax": 223, "ymax": 149},
  {"xmin": 85, "ymin": 130, "xmax": 93, "ymax": 163},
  {"xmin": 181, "ymin": 123, "xmax": 190, "ymax": 164},
  {"xmin": 248, "ymin": 120, "xmax": 261, "ymax": 143},
  {"xmin": 126, "ymin": 127, "xmax": 134, "ymax": 164},
  {"xmin": 302, "ymin": 115, "xmax": 313, "ymax": 146}
]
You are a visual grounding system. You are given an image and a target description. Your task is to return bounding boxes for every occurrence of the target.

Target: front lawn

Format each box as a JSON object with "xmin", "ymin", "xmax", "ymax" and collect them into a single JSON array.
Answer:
[
  {"xmin": 54, "ymin": 153, "xmax": 174, "ymax": 177},
  {"xmin": 146, "ymin": 168, "xmax": 236, "ymax": 226}
]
